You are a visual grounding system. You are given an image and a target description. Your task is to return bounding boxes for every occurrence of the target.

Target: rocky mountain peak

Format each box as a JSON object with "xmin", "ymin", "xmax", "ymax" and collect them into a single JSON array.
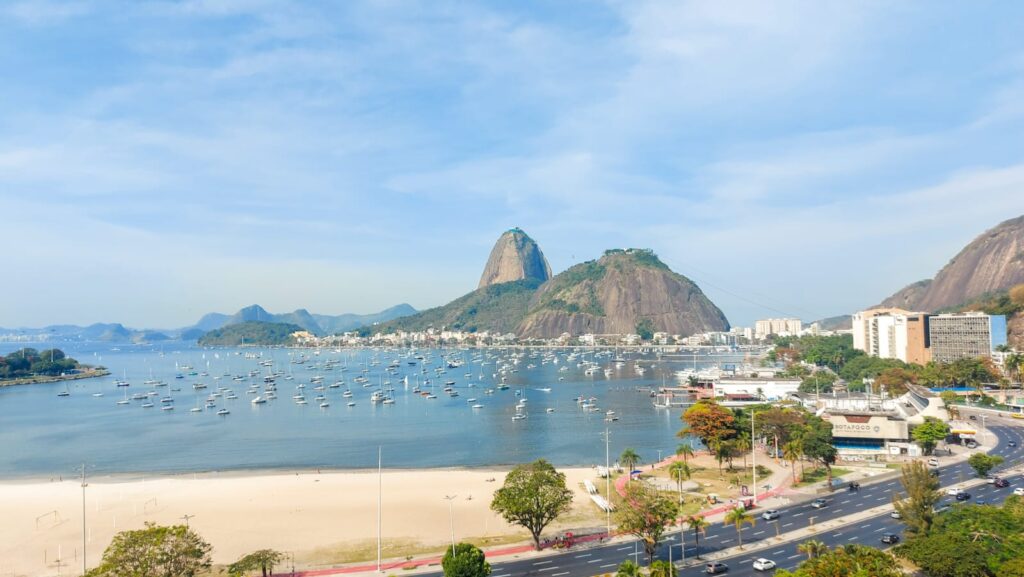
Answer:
[
  {"xmin": 478, "ymin": 228, "xmax": 553, "ymax": 289},
  {"xmin": 878, "ymin": 215, "xmax": 1024, "ymax": 311}
]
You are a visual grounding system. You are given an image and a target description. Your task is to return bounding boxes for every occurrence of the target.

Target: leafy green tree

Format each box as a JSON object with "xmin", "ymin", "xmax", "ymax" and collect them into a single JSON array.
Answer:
[
  {"xmin": 648, "ymin": 559, "xmax": 677, "ymax": 577},
  {"xmin": 490, "ymin": 460, "xmax": 573, "ymax": 550},
  {"xmin": 783, "ymin": 440, "xmax": 803, "ymax": 483},
  {"xmin": 85, "ymin": 523, "xmax": 212, "ymax": 577},
  {"xmin": 723, "ymin": 507, "xmax": 755, "ymax": 550},
  {"xmin": 968, "ymin": 453, "xmax": 1005, "ymax": 478},
  {"xmin": 892, "ymin": 461, "xmax": 941, "ymax": 535},
  {"xmin": 675, "ymin": 444, "xmax": 694, "ymax": 464},
  {"xmin": 441, "ymin": 542, "xmax": 491, "ymax": 577},
  {"xmin": 895, "ymin": 532, "xmax": 990, "ymax": 577},
  {"xmin": 912, "ymin": 418, "xmax": 951, "ymax": 456},
  {"xmin": 798, "ymin": 371, "xmax": 837, "ymax": 395},
  {"xmin": 777, "ymin": 544, "xmax": 901, "ymax": 577},
  {"xmin": 615, "ymin": 559, "xmax": 640, "ymax": 577},
  {"xmin": 685, "ymin": 515, "xmax": 709, "ymax": 559},
  {"xmin": 940, "ymin": 390, "xmax": 962, "ymax": 418},
  {"xmin": 800, "ymin": 417, "xmax": 838, "ymax": 490},
  {"xmin": 668, "ymin": 461, "xmax": 691, "ymax": 502},
  {"xmin": 620, "ymin": 448, "xmax": 642, "ymax": 477},
  {"xmin": 615, "ymin": 481, "xmax": 677, "ymax": 565},
  {"xmin": 998, "ymin": 558, "xmax": 1024, "ymax": 577},
  {"xmin": 796, "ymin": 539, "xmax": 827, "ymax": 560},
  {"xmin": 229, "ymin": 550, "xmax": 284, "ymax": 577},
  {"xmin": 635, "ymin": 318, "xmax": 654, "ymax": 341},
  {"xmin": 678, "ymin": 401, "xmax": 736, "ymax": 451}
]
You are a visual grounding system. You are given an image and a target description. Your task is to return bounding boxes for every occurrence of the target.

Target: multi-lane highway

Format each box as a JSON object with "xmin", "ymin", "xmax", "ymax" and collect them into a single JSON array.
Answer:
[{"xmin": 435, "ymin": 417, "xmax": 1024, "ymax": 577}]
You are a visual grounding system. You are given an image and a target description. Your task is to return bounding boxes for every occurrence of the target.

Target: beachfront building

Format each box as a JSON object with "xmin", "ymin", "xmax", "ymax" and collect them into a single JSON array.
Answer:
[
  {"xmin": 799, "ymin": 384, "xmax": 947, "ymax": 462},
  {"xmin": 754, "ymin": 318, "xmax": 802, "ymax": 340}
]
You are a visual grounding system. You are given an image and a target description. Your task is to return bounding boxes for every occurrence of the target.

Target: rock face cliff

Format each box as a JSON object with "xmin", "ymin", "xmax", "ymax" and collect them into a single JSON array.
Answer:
[
  {"xmin": 478, "ymin": 228, "xmax": 552, "ymax": 289},
  {"xmin": 878, "ymin": 215, "xmax": 1024, "ymax": 312},
  {"xmin": 517, "ymin": 249, "xmax": 729, "ymax": 338}
]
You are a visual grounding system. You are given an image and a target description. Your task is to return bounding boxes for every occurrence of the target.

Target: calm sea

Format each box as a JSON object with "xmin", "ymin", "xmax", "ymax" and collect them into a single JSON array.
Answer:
[{"xmin": 0, "ymin": 342, "xmax": 743, "ymax": 477}]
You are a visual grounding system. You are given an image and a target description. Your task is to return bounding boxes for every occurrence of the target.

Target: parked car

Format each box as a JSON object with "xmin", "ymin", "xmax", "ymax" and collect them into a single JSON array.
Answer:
[
  {"xmin": 811, "ymin": 498, "xmax": 828, "ymax": 508},
  {"xmin": 928, "ymin": 457, "xmax": 940, "ymax": 467},
  {"xmin": 762, "ymin": 509, "xmax": 780, "ymax": 520},
  {"xmin": 881, "ymin": 533, "xmax": 900, "ymax": 544},
  {"xmin": 752, "ymin": 558, "xmax": 776, "ymax": 571},
  {"xmin": 969, "ymin": 415, "xmax": 977, "ymax": 420},
  {"xmin": 705, "ymin": 561, "xmax": 728, "ymax": 574},
  {"xmin": 956, "ymin": 492, "xmax": 972, "ymax": 501},
  {"xmin": 1014, "ymin": 488, "xmax": 1024, "ymax": 496}
]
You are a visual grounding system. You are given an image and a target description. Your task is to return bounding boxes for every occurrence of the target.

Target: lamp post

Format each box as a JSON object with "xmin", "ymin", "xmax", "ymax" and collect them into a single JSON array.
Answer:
[
  {"xmin": 751, "ymin": 411, "xmax": 758, "ymax": 504},
  {"xmin": 180, "ymin": 514, "xmax": 194, "ymax": 529},
  {"xmin": 601, "ymin": 428, "xmax": 612, "ymax": 536},
  {"xmin": 80, "ymin": 464, "xmax": 87, "ymax": 577},
  {"xmin": 443, "ymin": 495, "xmax": 457, "ymax": 556}
]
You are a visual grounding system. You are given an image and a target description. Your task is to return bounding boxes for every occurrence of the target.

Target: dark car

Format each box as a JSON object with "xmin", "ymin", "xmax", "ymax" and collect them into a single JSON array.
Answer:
[
  {"xmin": 848, "ymin": 481, "xmax": 860, "ymax": 492},
  {"xmin": 1010, "ymin": 441, "xmax": 1018, "ymax": 448},
  {"xmin": 969, "ymin": 415, "xmax": 977, "ymax": 420},
  {"xmin": 956, "ymin": 492, "xmax": 972, "ymax": 501},
  {"xmin": 705, "ymin": 561, "xmax": 728, "ymax": 574},
  {"xmin": 995, "ymin": 478, "xmax": 1010, "ymax": 488},
  {"xmin": 881, "ymin": 533, "xmax": 900, "ymax": 544}
]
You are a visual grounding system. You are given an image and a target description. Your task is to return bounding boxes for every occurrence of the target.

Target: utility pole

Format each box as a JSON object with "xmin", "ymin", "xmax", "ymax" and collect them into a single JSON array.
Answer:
[
  {"xmin": 377, "ymin": 446, "xmax": 382, "ymax": 573},
  {"xmin": 752, "ymin": 411, "xmax": 758, "ymax": 504},
  {"xmin": 602, "ymin": 428, "xmax": 612, "ymax": 536},
  {"xmin": 80, "ymin": 464, "xmax": 87, "ymax": 577},
  {"xmin": 180, "ymin": 514, "xmax": 194, "ymax": 529},
  {"xmin": 443, "ymin": 495, "xmax": 458, "ymax": 556}
]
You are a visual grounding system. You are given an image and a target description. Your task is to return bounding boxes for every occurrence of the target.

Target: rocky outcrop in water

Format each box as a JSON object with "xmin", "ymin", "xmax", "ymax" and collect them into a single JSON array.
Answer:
[{"xmin": 478, "ymin": 228, "xmax": 552, "ymax": 289}]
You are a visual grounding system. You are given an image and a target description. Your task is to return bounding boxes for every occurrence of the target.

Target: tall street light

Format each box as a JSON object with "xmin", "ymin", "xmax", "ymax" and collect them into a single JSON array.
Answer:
[
  {"xmin": 601, "ymin": 428, "xmax": 612, "ymax": 536},
  {"xmin": 751, "ymin": 411, "xmax": 758, "ymax": 504},
  {"xmin": 443, "ymin": 495, "xmax": 458, "ymax": 556},
  {"xmin": 80, "ymin": 464, "xmax": 88, "ymax": 577}
]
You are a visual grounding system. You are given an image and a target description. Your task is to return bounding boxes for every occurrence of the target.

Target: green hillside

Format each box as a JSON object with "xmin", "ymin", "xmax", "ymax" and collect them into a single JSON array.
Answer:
[
  {"xmin": 370, "ymin": 279, "xmax": 542, "ymax": 334},
  {"xmin": 198, "ymin": 321, "xmax": 304, "ymax": 346}
]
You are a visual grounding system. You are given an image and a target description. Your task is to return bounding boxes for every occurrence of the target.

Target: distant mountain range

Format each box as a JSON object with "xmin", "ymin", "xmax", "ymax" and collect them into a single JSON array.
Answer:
[{"xmin": 0, "ymin": 303, "xmax": 417, "ymax": 343}]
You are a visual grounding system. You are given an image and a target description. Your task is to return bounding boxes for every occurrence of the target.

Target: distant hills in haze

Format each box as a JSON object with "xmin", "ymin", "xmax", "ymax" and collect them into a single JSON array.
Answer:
[{"xmin": 0, "ymin": 303, "xmax": 417, "ymax": 343}]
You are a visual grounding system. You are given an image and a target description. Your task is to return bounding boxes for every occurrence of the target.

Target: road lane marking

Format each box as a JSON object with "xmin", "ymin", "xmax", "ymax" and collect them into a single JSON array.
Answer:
[
  {"xmin": 538, "ymin": 566, "xmax": 561, "ymax": 572},
  {"xmin": 792, "ymin": 512, "xmax": 804, "ymax": 517},
  {"xmin": 754, "ymin": 531, "xmax": 765, "ymax": 535},
  {"xmin": 552, "ymin": 573, "xmax": 569, "ymax": 576},
  {"xmin": 782, "ymin": 523, "xmax": 793, "ymax": 528},
  {"xmin": 860, "ymin": 524, "xmax": 871, "ymax": 529},
  {"xmin": 573, "ymin": 554, "xmax": 591, "ymax": 559},
  {"xmin": 586, "ymin": 559, "xmax": 605, "ymax": 564},
  {"xmin": 788, "ymin": 554, "xmax": 802, "ymax": 560},
  {"xmin": 616, "ymin": 546, "xmax": 631, "ymax": 551},
  {"xmin": 533, "ymin": 561, "xmax": 553, "ymax": 566},
  {"xmin": 600, "ymin": 564, "xmax": 617, "ymax": 569}
]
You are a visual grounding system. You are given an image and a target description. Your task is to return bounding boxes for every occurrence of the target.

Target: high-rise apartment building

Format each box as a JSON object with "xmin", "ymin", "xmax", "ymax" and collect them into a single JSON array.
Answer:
[
  {"xmin": 928, "ymin": 312, "xmax": 1007, "ymax": 364},
  {"xmin": 755, "ymin": 318, "xmax": 802, "ymax": 339},
  {"xmin": 853, "ymin": 308, "xmax": 1006, "ymax": 364}
]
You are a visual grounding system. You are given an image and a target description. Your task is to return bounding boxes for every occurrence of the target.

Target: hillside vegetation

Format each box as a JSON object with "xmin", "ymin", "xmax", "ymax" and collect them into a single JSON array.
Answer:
[
  {"xmin": 371, "ymin": 279, "xmax": 543, "ymax": 335},
  {"xmin": 197, "ymin": 321, "xmax": 304, "ymax": 346}
]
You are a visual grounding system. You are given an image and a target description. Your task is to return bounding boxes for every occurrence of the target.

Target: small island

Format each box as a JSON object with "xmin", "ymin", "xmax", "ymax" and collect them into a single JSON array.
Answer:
[
  {"xmin": 197, "ymin": 321, "xmax": 304, "ymax": 346},
  {"xmin": 0, "ymin": 347, "xmax": 108, "ymax": 387}
]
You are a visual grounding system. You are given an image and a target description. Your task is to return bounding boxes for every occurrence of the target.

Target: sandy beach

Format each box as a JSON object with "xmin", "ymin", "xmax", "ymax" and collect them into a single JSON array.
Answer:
[{"xmin": 0, "ymin": 466, "xmax": 605, "ymax": 577}]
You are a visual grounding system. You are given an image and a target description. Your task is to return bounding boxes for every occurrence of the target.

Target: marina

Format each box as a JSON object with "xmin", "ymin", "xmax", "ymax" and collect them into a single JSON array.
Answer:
[{"xmin": 0, "ymin": 342, "xmax": 753, "ymax": 476}]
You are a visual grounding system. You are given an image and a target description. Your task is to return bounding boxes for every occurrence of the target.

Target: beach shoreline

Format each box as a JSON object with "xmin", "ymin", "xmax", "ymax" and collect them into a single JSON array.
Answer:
[{"xmin": 0, "ymin": 464, "xmax": 607, "ymax": 577}]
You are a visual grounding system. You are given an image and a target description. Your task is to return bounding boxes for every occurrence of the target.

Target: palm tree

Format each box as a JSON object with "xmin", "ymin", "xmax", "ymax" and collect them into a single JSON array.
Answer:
[
  {"xmin": 676, "ymin": 444, "xmax": 695, "ymax": 465},
  {"xmin": 668, "ymin": 461, "xmax": 691, "ymax": 503},
  {"xmin": 797, "ymin": 539, "xmax": 827, "ymax": 560},
  {"xmin": 620, "ymin": 448, "xmax": 641, "ymax": 482},
  {"xmin": 685, "ymin": 515, "xmax": 709, "ymax": 559},
  {"xmin": 723, "ymin": 507, "xmax": 755, "ymax": 550},
  {"xmin": 735, "ymin": 434, "xmax": 752, "ymax": 470},
  {"xmin": 783, "ymin": 440, "xmax": 802, "ymax": 483}
]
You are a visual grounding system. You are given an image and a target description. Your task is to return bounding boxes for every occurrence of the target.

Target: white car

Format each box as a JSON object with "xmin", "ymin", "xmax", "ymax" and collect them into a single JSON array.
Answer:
[
  {"xmin": 1014, "ymin": 488, "xmax": 1024, "ymax": 497},
  {"xmin": 752, "ymin": 558, "xmax": 776, "ymax": 571},
  {"xmin": 947, "ymin": 487, "xmax": 962, "ymax": 496},
  {"xmin": 762, "ymin": 509, "xmax": 780, "ymax": 520},
  {"xmin": 927, "ymin": 458, "xmax": 940, "ymax": 467}
]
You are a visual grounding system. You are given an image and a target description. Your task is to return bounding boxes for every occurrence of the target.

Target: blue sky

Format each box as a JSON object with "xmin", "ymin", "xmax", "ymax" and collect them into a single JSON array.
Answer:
[{"xmin": 2, "ymin": 1, "xmax": 1024, "ymax": 329}]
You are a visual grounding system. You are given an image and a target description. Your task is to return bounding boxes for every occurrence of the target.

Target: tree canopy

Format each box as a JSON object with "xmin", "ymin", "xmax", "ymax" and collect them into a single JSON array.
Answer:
[
  {"xmin": 86, "ymin": 523, "xmax": 212, "ymax": 577},
  {"xmin": 441, "ymin": 542, "xmax": 491, "ymax": 577},
  {"xmin": 615, "ymin": 481, "xmax": 678, "ymax": 565},
  {"xmin": 490, "ymin": 459, "xmax": 573, "ymax": 550},
  {"xmin": 912, "ymin": 418, "xmax": 951, "ymax": 456},
  {"xmin": 228, "ymin": 549, "xmax": 284, "ymax": 577},
  {"xmin": 776, "ymin": 544, "xmax": 902, "ymax": 577},
  {"xmin": 0, "ymin": 348, "xmax": 81, "ymax": 379},
  {"xmin": 892, "ymin": 460, "xmax": 942, "ymax": 536}
]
